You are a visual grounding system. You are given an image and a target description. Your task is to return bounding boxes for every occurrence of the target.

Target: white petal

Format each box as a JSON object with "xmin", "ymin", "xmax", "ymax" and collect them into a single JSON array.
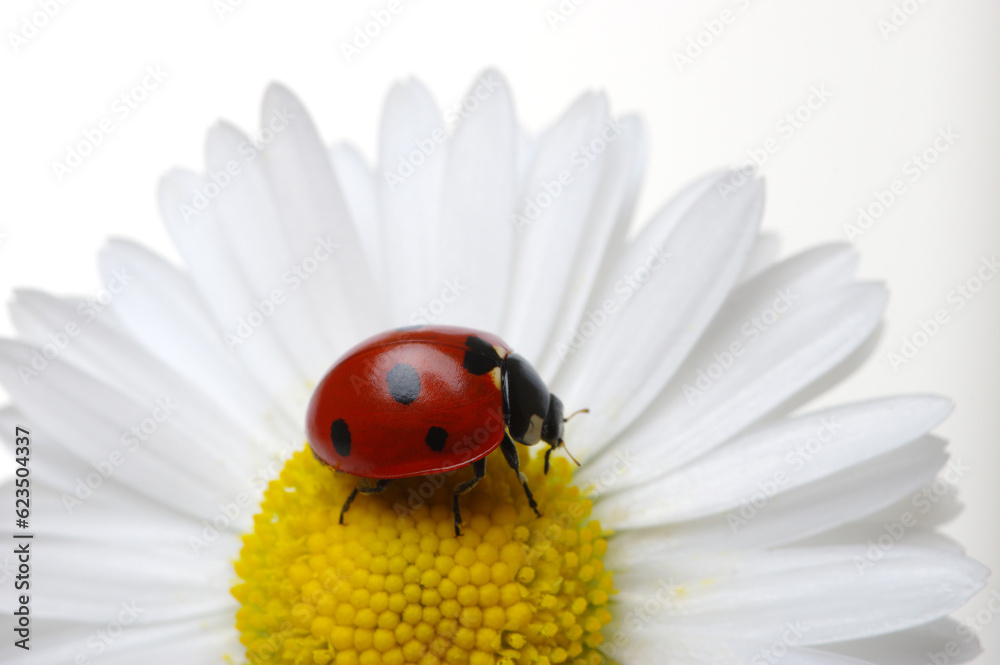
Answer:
[
  {"xmin": 786, "ymin": 469, "xmax": 966, "ymax": 550},
  {"xmin": 581, "ymin": 281, "xmax": 885, "ymax": 490},
  {"xmin": 203, "ymin": 121, "xmax": 338, "ymax": 379},
  {"xmin": 22, "ymin": 537, "xmax": 234, "ymax": 622},
  {"xmin": 432, "ymin": 70, "xmax": 519, "ymax": 331},
  {"xmin": 613, "ymin": 632, "xmax": 877, "ymax": 665},
  {"xmin": 1, "ymin": 411, "xmax": 208, "ymax": 549},
  {"xmin": 0, "ymin": 407, "xmax": 80, "ymax": 491},
  {"xmin": 0, "ymin": 341, "xmax": 247, "ymax": 519},
  {"xmin": 821, "ymin": 618, "xmax": 981, "ymax": 665},
  {"xmin": 608, "ymin": 437, "xmax": 949, "ymax": 554},
  {"xmin": 551, "ymin": 169, "xmax": 725, "ymax": 382},
  {"xmin": 738, "ymin": 232, "xmax": 782, "ymax": 283},
  {"xmin": 158, "ymin": 168, "xmax": 306, "ymax": 415},
  {"xmin": 16, "ymin": 614, "xmax": 237, "ymax": 665},
  {"xmin": 594, "ymin": 395, "xmax": 951, "ymax": 528},
  {"xmin": 330, "ymin": 142, "xmax": 383, "ymax": 277},
  {"xmin": 377, "ymin": 78, "xmax": 447, "ymax": 321},
  {"xmin": 534, "ymin": 114, "xmax": 648, "ymax": 378},
  {"xmin": 846, "ymin": 474, "xmax": 964, "ymax": 530},
  {"xmin": 796, "ymin": 525, "xmax": 963, "ymax": 554},
  {"xmin": 7, "ymin": 290, "xmax": 263, "ymax": 462},
  {"xmin": 258, "ymin": 84, "xmax": 386, "ymax": 343},
  {"xmin": 583, "ymin": 242, "xmax": 859, "ymax": 478},
  {"xmin": 95, "ymin": 239, "xmax": 289, "ymax": 435},
  {"xmin": 614, "ymin": 546, "xmax": 987, "ymax": 645},
  {"xmin": 555, "ymin": 172, "xmax": 764, "ymax": 460},
  {"xmin": 9, "ymin": 289, "xmax": 110, "ymax": 382},
  {"xmin": 0, "ymin": 456, "xmax": 233, "ymax": 546},
  {"xmin": 502, "ymin": 91, "xmax": 611, "ymax": 350}
]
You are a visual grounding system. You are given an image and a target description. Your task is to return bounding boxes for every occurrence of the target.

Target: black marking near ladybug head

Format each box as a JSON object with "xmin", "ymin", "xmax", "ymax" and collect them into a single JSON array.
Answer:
[
  {"xmin": 386, "ymin": 363, "xmax": 421, "ymax": 404},
  {"xmin": 425, "ymin": 426, "xmax": 448, "ymax": 452},
  {"xmin": 330, "ymin": 418, "xmax": 352, "ymax": 456},
  {"xmin": 463, "ymin": 335, "xmax": 502, "ymax": 375},
  {"xmin": 502, "ymin": 353, "xmax": 562, "ymax": 447}
]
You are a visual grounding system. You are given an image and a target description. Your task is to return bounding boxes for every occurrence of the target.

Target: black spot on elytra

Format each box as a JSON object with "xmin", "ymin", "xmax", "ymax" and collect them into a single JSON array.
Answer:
[
  {"xmin": 386, "ymin": 363, "xmax": 421, "ymax": 404},
  {"xmin": 463, "ymin": 335, "xmax": 501, "ymax": 375},
  {"xmin": 330, "ymin": 419, "xmax": 351, "ymax": 456},
  {"xmin": 425, "ymin": 426, "xmax": 448, "ymax": 452}
]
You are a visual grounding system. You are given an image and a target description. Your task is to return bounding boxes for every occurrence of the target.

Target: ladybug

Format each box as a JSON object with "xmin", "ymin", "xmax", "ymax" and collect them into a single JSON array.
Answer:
[{"xmin": 305, "ymin": 325, "xmax": 585, "ymax": 535}]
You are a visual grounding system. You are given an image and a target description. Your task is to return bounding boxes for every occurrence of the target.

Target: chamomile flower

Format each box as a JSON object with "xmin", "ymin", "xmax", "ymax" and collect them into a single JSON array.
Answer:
[{"xmin": 0, "ymin": 71, "xmax": 987, "ymax": 665}]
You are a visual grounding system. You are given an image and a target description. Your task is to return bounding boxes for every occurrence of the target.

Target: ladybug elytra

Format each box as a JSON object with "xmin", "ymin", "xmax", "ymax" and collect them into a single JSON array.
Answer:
[{"xmin": 305, "ymin": 325, "xmax": 585, "ymax": 535}]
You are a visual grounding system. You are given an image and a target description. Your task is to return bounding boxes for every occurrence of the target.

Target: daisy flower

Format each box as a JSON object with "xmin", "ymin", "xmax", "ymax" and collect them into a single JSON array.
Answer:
[{"xmin": 0, "ymin": 70, "xmax": 988, "ymax": 665}]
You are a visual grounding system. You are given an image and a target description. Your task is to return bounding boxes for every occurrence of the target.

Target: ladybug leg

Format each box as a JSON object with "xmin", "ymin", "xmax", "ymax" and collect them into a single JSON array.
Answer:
[
  {"xmin": 500, "ymin": 431, "xmax": 541, "ymax": 518},
  {"xmin": 452, "ymin": 458, "xmax": 486, "ymax": 536},
  {"xmin": 339, "ymin": 479, "xmax": 391, "ymax": 525}
]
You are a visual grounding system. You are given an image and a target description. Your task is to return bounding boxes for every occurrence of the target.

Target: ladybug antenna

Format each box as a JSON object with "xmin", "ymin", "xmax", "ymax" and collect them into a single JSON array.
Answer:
[
  {"xmin": 558, "ymin": 439, "xmax": 582, "ymax": 467},
  {"xmin": 563, "ymin": 408, "xmax": 590, "ymax": 423}
]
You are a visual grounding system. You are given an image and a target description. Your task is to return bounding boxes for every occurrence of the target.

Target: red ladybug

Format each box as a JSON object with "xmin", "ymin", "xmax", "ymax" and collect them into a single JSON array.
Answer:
[{"xmin": 305, "ymin": 325, "xmax": 584, "ymax": 535}]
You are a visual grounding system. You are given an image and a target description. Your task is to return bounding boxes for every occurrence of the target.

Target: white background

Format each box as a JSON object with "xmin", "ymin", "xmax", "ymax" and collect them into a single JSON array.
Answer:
[{"xmin": 1, "ymin": 0, "xmax": 998, "ymax": 659}]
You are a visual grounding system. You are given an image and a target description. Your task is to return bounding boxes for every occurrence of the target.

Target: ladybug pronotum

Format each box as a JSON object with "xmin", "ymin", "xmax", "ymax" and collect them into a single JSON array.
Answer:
[{"xmin": 305, "ymin": 325, "xmax": 585, "ymax": 535}]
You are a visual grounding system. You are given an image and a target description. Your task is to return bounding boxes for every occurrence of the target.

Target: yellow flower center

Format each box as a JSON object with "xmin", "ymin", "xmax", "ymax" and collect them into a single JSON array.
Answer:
[{"xmin": 232, "ymin": 446, "xmax": 615, "ymax": 665}]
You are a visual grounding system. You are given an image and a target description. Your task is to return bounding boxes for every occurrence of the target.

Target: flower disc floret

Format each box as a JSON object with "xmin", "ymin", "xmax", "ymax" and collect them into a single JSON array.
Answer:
[{"xmin": 233, "ymin": 447, "xmax": 615, "ymax": 665}]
